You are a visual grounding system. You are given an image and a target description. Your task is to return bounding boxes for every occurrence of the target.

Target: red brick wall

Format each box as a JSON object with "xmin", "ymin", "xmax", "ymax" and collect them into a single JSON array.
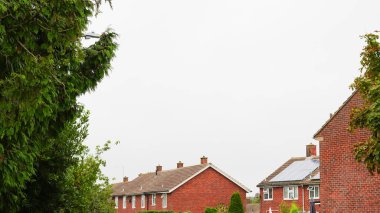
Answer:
[
  {"xmin": 115, "ymin": 167, "xmax": 247, "ymax": 213},
  {"xmin": 316, "ymin": 92, "xmax": 380, "ymax": 213},
  {"xmin": 114, "ymin": 193, "xmax": 166, "ymax": 213},
  {"xmin": 170, "ymin": 167, "xmax": 246, "ymax": 213},
  {"xmin": 259, "ymin": 186, "xmax": 321, "ymax": 213}
]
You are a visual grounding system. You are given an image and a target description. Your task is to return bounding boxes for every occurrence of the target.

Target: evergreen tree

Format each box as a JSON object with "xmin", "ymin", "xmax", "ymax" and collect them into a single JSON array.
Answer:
[
  {"xmin": 0, "ymin": 0, "xmax": 117, "ymax": 211},
  {"xmin": 228, "ymin": 192, "xmax": 244, "ymax": 213}
]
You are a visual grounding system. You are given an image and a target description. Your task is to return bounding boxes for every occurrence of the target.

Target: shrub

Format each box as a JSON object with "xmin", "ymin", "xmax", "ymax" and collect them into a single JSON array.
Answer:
[
  {"xmin": 205, "ymin": 207, "xmax": 218, "ymax": 213},
  {"xmin": 279, "ymin": 201, "xmax": 290, "ymax": 213},
  {"xmin": 216, "ymin": 204, "xmax": 228, "ymax": 213},
  {"xmin": 228, "ymin": 192, "xmax": 244, "ymax": 213},
  {"xmin": 289, "ymin": 203, "xmax": 299, "ymax": 213}
]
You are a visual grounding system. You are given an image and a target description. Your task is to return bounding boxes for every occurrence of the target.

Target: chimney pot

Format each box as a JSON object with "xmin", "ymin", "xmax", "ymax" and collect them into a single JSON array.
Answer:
[
  {"xmin": 156, "ymin": 165, "xmax": 162, "ymax": 172},
  {"xmin": 306, "ymin": 143, "xmax": 317, "ymax": 157},
  {"xmin": 123, "ymin": 176, "xmax": 128, "ymax": 183},
  {"xmin": 201, "ymin": 156, "xmax": 208, "ymax": 165},
  {"xmin": 177, "ymin": 161, "xmax": 184, "ymax": 168}
]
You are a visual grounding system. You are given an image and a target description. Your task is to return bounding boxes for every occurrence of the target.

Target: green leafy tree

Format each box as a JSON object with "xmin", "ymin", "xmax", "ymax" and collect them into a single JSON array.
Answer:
[
  {"xmin": 228, "ymin": 192, "xmax": 244, "ymax": 213},
  {"xmin": 19, "ymin": 107, "xmax": 115, "ymax": 212},
  {"xmin": 0, "ymin": 0, "xmax": 117, "ymax": 211},
  {"xmin": 350, "ymin": 33, "xmax": 380, "ymax": 174}
]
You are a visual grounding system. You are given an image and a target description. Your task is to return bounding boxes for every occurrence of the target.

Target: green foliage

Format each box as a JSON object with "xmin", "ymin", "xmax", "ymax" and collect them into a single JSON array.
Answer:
[
  {"xmin": 205, "ymin": 207, "xmax": 218, "ymax": 213},
  {"xmin": 251, "ymin": 195, "xmax": 260, "ymax": 204},
  {"xmin": 350, "ymin": 33, "xmax": 380, "ymax": 174},
  {"xmin": 215, "ymin": 204, "xmax": 228, "ymax": 213},
  {"xmin": 0, "ymin": 0, "xmax": 117, "ymax": 211},
  {"xmin": 289, "ymin": 203, "xmax": 299, "ymax": 213},
  {"xmin": 279, "ymin": 201, "xmax": 290, "ymax": 213},
  {"xmin": 279, "ymin": 202, "xmax": 299, "ymax": 213},
  {"xmin": 228, "ymin": 192, "xmax": 244, "ymax": 213}
]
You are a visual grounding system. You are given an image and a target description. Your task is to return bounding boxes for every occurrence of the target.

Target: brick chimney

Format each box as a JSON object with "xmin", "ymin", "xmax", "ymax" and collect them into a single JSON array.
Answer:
[
  {"xmin": 156, "ymin": 165, "xmax": 162, "ymax": 172},
  {"xmin": 201, "ymin": 156, "xmax": 208, "ymax": 165},
  {"xmin": 123, "ymin": 176, "xmax": 128, "ymax": 183},
  {"xmin": 306, "ymin": 143, "xmax": 317, "ymax": 157},
  {"xmin": 177, "ymin": 161, "xmax": 184, "ymax": 168}
]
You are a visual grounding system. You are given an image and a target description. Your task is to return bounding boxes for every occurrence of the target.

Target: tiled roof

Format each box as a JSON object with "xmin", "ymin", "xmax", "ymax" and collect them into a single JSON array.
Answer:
[
  {"xmin": 112, "ymin": 164, "xmax": 207, "ymax": 196},
  {"xmin": 257, "ymin": 156, "xmax": 320, "ymax": 187},
  {"xmin": 112, "ymin": 163, "xmax": 251, "ymax": 196}
]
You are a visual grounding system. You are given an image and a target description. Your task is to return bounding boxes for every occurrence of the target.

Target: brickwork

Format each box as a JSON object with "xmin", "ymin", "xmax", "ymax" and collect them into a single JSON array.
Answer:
[
  {"xmin": 259, "ymin": 186, "xmax": 321, "ymax": 213},
  {"xmin": 115, "ymin": 167, "xmax": 246, "ymax": 213},
  {"xmin": 315, "ymin": 92, "xmax": 380, "ymax": 213},
  {"xmin": 170, "ymin": 167, "xmax": 246, "ymax": 213},
  {"xmin": 115, "ymin": 193, "xmax": 167, "ymax": 213}
]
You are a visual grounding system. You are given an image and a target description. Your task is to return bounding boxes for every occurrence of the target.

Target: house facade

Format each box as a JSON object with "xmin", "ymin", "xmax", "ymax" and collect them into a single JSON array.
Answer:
[
  {"xmin": 314, "ymin": 91, "xmax": 380, "ymax": 213},
  {"xmin": 112, "ymin": 157, "xmax": 251, "ymax": 213},
  {"xmin": 257, "ymin": 144, "xmax": 321, "ymax": 213}
]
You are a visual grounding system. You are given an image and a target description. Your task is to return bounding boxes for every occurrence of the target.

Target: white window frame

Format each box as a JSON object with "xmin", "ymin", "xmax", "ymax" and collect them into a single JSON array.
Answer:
[
  {"xmin": 309, "ymin": 185, "xmax": 320, "ymax": 199},
  {"xmin": 114, "ymin": 196, "xmax": 118, "ymax": 209},
  {"xmin": 263, "ymin": 187, "xmax": 273, "ymax": 201},
  {"xmin": 141, "ymin": 195, "xmax": 146, "ymax": 208},
  {"xmin": 162, "ymin": 193, "xmax": 167, "ymax": 208},
  {"xmin": 152, "ymin": 194, "xmax": 156, "ymax": 206},
  {"xmin": 283, "ymin": 186, "xmax": 298, "ymax": 200},
  {"xmin": 132, "ymin": 195, "xmax": 136, "ymax": 208},
  {"xmin": 122, "ymin": 195, "xmax": 127, "ymax": 209}
]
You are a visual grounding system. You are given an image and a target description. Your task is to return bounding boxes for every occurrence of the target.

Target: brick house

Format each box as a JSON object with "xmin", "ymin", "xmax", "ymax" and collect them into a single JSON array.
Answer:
[
  {"xmin": 257, "ymin": 144, "xmax": 321, "ymax": 213},
  {"xmin": 313, "ymin": 91, "xmax": 380, "ymax": 213},
  {"xmin": 112, "ymin": 157, "xmax": 251, "ymax": 213}
]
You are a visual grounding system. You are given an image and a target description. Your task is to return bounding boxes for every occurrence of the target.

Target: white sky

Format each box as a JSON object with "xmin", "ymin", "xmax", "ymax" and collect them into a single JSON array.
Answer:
[{"xmin": 79, "ymin": 0, "xmax": 380, "ymax": 195}]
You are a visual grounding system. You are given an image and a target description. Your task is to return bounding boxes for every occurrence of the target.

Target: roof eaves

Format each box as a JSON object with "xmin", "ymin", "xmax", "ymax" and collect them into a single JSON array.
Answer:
[
  {"xmin": 168, "ymin": 164, "xmax": 211, "ymax": 193},
  {"xmin": 208, "ymin": 164, "xmax": 252, "ymax": 193},
  {"xmin": 167, "ymin": 164, "xmax": 251, "ymax": 193}
]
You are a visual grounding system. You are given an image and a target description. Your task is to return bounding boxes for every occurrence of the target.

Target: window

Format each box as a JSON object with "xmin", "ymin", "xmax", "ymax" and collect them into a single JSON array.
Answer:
[
  {"xmin": 263, "ymin": 188, "xmax": 273, "ymax": 200},
  {"xmin": 141, "ymin": 195, "xmax": 145, "ymax": 208},
  {"xmin": 132, "ymin": 196, "xmax": 136, "ymax": 208},
  {"xmin": 122, "ymin": 196, "xmax": 127, "ymax": 209},
  {"xmin": 152, "ymin": 194, "xmax": 156, "ymax": 206},
  {"xmin": 114, "ymin": 196, "xmax": 118, "ymax": 209},
  {"xmin": 162, "ymin": 193, "xmax": 167, "ymax": 208},
  {"xmin": 283, "ymin": 186, "xmax": 298, "ymax": 200},
  {"xmin": 309, "ymin": 185, "xmax": 320, "ymax": 199}
]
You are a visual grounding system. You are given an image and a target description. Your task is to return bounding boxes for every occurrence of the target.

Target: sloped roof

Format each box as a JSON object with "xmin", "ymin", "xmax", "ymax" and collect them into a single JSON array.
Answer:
[
  {"xmin": 313, "ymin": 90, "xmax": 357, "ymax": 138},
  {"xmin": 112, "ymin": 163, "xmax": 251, "ymax": 196},
  {"xmin": 257, "ymin": 156, "xmax": 320, "ymax": 187}
]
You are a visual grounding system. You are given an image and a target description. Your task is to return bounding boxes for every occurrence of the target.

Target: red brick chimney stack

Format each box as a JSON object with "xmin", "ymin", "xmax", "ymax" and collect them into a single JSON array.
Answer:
[
  {"xmin": 306, "ymin": 143, "xmax": 317, "ymax": 157},
  {"xmin": 201, "ymin": 156, "xmax": 208, "ymax": 165},
  {"xmin": 123, "ymin": 176, "xmax": 128, "ymax": 183},
  {"xmin": 177, "ymin": 161, "xmax": 184, "ymax": 168},
  {"xmin": 156, "ymin": 164, "xmax": 162, "ymax": 172}
]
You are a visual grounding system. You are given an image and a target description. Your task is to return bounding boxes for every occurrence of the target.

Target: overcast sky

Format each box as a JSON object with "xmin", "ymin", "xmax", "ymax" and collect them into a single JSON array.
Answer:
[{"xmin": 79, "ymin": 0, "xmax": 380, "ymax": 195}]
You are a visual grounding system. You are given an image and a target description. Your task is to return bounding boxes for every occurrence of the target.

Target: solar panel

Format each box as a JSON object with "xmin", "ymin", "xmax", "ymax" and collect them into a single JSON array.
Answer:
[
  {"xmin": 312, "ymin": 172, "xmax": 320, "ymax": 180},
  {"xmin": 270, "ymin": 159, "xmax": 319, "ymax": 182}
]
